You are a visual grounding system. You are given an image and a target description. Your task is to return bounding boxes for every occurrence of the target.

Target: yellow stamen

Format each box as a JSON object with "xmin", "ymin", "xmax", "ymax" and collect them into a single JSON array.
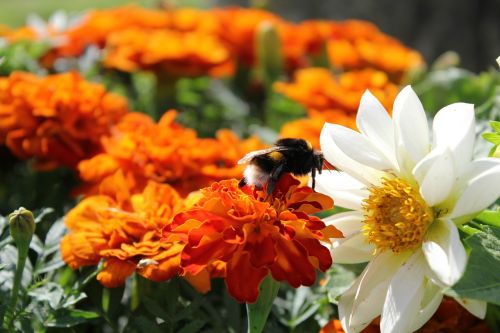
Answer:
[{"xmin": 362, "ymin": 178, "xmax": 433, "ymax": 253}]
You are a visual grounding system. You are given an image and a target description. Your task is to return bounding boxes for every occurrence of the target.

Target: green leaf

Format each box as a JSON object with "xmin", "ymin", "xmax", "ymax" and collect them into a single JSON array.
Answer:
[
  {"xmin": 45, "ymin": 309, "xmax": 99, "ymax": 327},
  {"xmin": 475, "ymin": 210, "xmax": 500, "ymax": 228},
  {"xmin": 177, "ymin": 319, "xmax": 207, "ymax": 333},
  {"xmin": 325, "ymin": 265, "xmax": 359, "ymax": 304},
  {"xmin": 246, "ymin": 275, "xmax": 280, "ymax": 333},
  {"xmin": 482, "ymin": 133, "xmax": 500, "ymax": 145},
  {"xmin": 451, "ymin": 226, "xmax": 500, "ymax": 305},
  {"xmin": 490, "ymin": 121, "xmax": 500, "ymax": 133},
  {"xmin": 134, "ymin": 316, "xmax": 163, "ymax": 333},
  {"xmin": 142, "ymin": 296, "xmax": 172, "ymax": 323}
]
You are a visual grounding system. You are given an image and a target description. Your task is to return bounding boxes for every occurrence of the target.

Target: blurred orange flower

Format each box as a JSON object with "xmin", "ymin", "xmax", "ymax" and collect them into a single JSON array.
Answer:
[
  {"xmin": 165, "ymin": 175, "xmax": 341, "ymax": 303},
  {"xmin": 0, "ymin": 71, "xmax": 128, "ymax": 170},
  {"xmin": 103, "ymin": 27, "xmax": 233, "ymax": 77},
  {"xmin": 77, "ymin": 111, "xmax": 266, "ymax": 197},
  {"xmin": 328, "ymin": 20, "xmax": 424, "ymax": 79},
  {"xmin": 61, "ymin": 171, "xmax": 206, "ymax": 289},
  {"xmin": 53, "ymin": 5, "xmax": 171, "ymax": 58},
  {"xmin": 275, "ymin": 68, "xmax": 398, "ymax": 148},
  {"xmin": 280, "ymin": 115, "xmax": 354, "ymax": 149},
  {"xmin": 212, "ymin": 7, "xmax": 283, "ymax": 66}
]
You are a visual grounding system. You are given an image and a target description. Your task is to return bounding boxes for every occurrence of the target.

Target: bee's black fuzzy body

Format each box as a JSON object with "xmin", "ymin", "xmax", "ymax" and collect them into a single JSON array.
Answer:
[{"xmin": 238, "ymin": 138, "xmax": 324, "ymax": 196}]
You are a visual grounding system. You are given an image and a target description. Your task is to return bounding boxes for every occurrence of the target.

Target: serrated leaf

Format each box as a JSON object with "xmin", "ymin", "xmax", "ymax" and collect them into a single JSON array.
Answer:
[
  {"xmin": 34, "ymin": 207, "xmax": 54, "ymax": 224},
  {"xmin": 61, "ymin": 292, "xmax": 87, "ymax": 308},
  {"xmin": 325, "ymin": 265, "xmax": 359, "ymax": 304},
  {"xmin": 0, "ymin": 245, "xmax": 33, "ymax": 290},
  {"xmin": 44, "ymin": 218, "xmax": 65, "ymax": 249},
  {"xmin": 28, "ymin": 282, "xmax": 64, "ymax": 309},
  {"xmin": 451, "ymin": 226, "xmax": 500, "ymax": 305},
  {"xmin": 35, "ymin": 252, "xmax": 65, "ymax": 275},
  {"xmin": 29, "ymin": 235, "xmax": 44, "ymax": 255},
  {"xmin": 45, "ymin": 309, "xmax": 99, "ymax": 327}
]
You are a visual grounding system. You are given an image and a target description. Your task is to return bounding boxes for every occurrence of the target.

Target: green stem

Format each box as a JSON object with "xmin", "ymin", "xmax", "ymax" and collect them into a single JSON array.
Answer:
[
  {"xmin": 246, "ymin": 275, "xmax": 280, "ymax": 333},
  {"xmin": 3, "ymin": 249, "xmax": 28, "ymax": 330}
]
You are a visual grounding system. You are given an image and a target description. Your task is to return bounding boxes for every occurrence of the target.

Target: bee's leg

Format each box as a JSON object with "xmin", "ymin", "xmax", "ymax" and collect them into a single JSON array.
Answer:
[
  {"xmin": 238, "ymin": 177, "xmax": 247, "ymax": 188},
  {"xmin": 266, "ymin": 164, "xmax": 284, "ymax": 197},
  {"xmin": 311, "ymin": 167, "xmax": 316, "ymax": 191}
]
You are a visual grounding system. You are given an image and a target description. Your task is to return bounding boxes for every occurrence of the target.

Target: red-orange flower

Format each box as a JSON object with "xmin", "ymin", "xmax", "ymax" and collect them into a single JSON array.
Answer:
[
  {"xmin": 61, "ymin": 170, "xmax": 201, "ymax": 288},
  {"xmin": 77, "ymin": 111, "xmax": 266, "ymax": 197},
  {"xmin": 165, "ymin": 175, "xmax": 341, "ymax": 303},
  {"xmin": 0, "ymin": 71, "xmax": 128, "ymax": 170}
]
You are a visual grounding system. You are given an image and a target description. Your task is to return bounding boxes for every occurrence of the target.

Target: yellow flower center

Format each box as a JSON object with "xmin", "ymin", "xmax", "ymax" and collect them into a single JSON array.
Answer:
[{"xmin": 362, "ymin": 178, "xmax": 434, "ymax": 253}]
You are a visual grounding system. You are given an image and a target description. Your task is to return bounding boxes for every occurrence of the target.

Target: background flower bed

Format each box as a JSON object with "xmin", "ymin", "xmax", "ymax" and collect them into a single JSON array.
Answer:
[{"xmin": 0, "ymin": 1, "xmax": 499, "ymax": 333}]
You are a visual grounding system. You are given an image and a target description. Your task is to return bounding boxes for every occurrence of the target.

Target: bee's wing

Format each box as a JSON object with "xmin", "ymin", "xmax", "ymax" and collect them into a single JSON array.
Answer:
[{"xmin": 237, "ymin": 146, "xmax": 291, "ymax": 164}]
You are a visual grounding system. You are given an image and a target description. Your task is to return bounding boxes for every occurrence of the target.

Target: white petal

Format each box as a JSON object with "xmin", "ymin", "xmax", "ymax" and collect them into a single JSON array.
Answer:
[
  {"xmin": 381, "ymin": 252, "xmax": 426, "ymax": 333},
  {"xmin": 356, "ymin": 91, "xmax": 397, "ymax": 167},
  {"xmin": 322, "ymin": 211, "xmax": 364, "ymax": 237},
  {"xmin": 321, "ymin": 123, "xmax": 389, "ymax": 186},
  {"xmin": 348, "ymin": 252, "xmax": 407, "ymax": 327},
  {"xmin": 450, "ymin": 163, "xmax": 500, "ymax": 220},
  {"xmin": 410, "ymin": 282, "xmax": 443, "ymax": 331},
  {"xmin": 314, "ymin": 172, "xmax": 368, "ymax": 211},
  {"xmin": 331, "ymin": 233, "xmax": 374, "ymax": 264},
  {"xmin": 323, "ymin": 124, "xmax": 394, "ymax": 171},
  {"xmin": 338, "ymin": 274, "xmax": 372, "ymax": 333},
  {"xmin": 393, "ymin": 86, "xmax": 430, "ymax": 177},
  {"xmin": 422, "ymin": 219, "xmax": 467, "ymax": 286},
  {"xmin": 455, "ymin": 298, "xmax": 487, "ymax": 319},
  {"xmin": 418, "ymin": 148, "xmax": 455, "ymax": 206},
  {"xmin": 433, "ymin": 103, "xmax": 475, "ymax": 175}
]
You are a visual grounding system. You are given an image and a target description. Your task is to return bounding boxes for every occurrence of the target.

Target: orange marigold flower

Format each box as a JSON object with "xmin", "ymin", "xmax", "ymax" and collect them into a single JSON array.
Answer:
[
  {"xmin": 280, "ymin": 115, "xmax": 355, "ymax": 149},
  {"xmin": 276, "ymin": 68, "xmax": 397, "ymax": 148},
  {"xmin": 212, "ymin": 7, "xmax": 284, "ymax": 66},
  {"xmin": 53, "ymin": 5, "xmax": 171, "ymax": 58},
  {"xmin": 77, "ymin": 111, "xmax": 266, "ymax": 197},
  {"xmin": 103, "ymin": 27, "xmax": 233, "ymax": 77},
  {"xmin": 275, "ymin": 67, "xmax": 398, "ymax": 116},
  {"xmin": 165, "ymin": 175, "xmax": 341, "ymax": 303},
  {"xmin": 61, "ymin": 171, "xmax": 205, "ymax": 288},
  {"xmin": 327, "ymin": 20, "xmax": 424, "ymax": 79},
  {"xmin": 0, "ymin": 71, "xmax": 128, "ymax": 170}
]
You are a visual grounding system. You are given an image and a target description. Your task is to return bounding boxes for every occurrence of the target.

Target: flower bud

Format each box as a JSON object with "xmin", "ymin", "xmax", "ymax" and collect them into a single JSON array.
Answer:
[
  {"xmin": 256, "ymin": 21, "xmax": 283, "ymax": 88},
  {"xmin": 9, "ymin": 207, "xmax": 35, "ymax": 255}
]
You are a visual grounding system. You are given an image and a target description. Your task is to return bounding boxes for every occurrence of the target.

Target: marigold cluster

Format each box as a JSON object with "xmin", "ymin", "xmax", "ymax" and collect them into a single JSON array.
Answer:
[
  {"xmin": 275, "ymin": 68, "xmax": 398, "ymax": 148},
  {"xmin": 3, "ymin": 6, "xmax": 423, "ymax": 78},
  {"xmin": 164, "ymin": 175, "xmax": 341, "ymax": 303},
  {"xmin": 61, "ymin": 171, "xmax": 210, "ymax": 290},
  {"xmin": 77, "ymin": 110, "xmax": 265, "ymax": 197},
  {"xmin": 0, "ymin": 71, "xmax": 128, "ymax": 169}
]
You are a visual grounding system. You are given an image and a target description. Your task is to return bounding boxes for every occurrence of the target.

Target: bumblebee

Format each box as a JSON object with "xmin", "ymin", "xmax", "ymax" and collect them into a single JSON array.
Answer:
[{"xmin": 238, "ymin": 138, "xmax": 324, "ymax": 195}]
